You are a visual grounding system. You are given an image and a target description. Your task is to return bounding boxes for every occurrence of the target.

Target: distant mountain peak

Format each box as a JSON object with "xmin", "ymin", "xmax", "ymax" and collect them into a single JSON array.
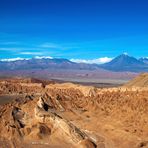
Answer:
[
  {"xmin": 119, "ymin": 53, "xmax": 132, "ymax": 58},
  {"xmin": 113, "ymin": 54, "xmax": 135, "ymax": 62},
  {"xmin": 100, "ymin": 53, "xmax": 148, "ymax": 72}
]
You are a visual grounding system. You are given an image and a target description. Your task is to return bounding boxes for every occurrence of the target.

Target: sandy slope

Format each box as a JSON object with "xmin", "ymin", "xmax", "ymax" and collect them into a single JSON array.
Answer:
[{"xmin": 125, "ymin": 73, "xmax": 148, "ymax": 87}]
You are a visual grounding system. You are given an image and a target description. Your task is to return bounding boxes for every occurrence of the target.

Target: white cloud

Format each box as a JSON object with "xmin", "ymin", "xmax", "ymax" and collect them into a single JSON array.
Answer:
[
  {"xmin": 70, "ymin": 57, "xmax": 113, "ymax": 64},
  {"xmin": 142, "ymin": 57, "xmax": 148, "ymax": 59},
  {"xmin": 34, "ymin": 56, "xmax": 53, "ymax": 59},
  {"xmin": 123, "ymin": 52, "xmax": 128, "ymax": 55},
  {"xmin": 0, "ymin": 56, "xmax": 53, "ymax": 62},
  {"xmin": 0, "ymin": 57, "xmax": 29, "ymax": 62}
]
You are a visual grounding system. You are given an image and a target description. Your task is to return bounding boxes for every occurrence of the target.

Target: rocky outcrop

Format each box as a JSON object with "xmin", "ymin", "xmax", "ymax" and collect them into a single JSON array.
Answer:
[
  {"xmin": 35, "ymin": 97, "xmax": 96, "ymax": 147},
  {"xmin": 0, "ymin": 78, "xmax": 44, "ymax": 95},
  {"xmin": 45, "ymin": 83, "xmax": 97, "ymax": 97}
]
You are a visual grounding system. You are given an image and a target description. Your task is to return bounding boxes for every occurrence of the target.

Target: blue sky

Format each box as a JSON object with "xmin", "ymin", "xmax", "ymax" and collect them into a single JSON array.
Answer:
[{"xmin": 0, "ymin": 0, "xmax": 148, "ymax": 63}]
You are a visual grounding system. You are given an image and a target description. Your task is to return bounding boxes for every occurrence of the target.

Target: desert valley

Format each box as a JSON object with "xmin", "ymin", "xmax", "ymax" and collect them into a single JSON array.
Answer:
[{"xmin": 0, "ymin": 73, "xmax": 147, "ymax": 148}]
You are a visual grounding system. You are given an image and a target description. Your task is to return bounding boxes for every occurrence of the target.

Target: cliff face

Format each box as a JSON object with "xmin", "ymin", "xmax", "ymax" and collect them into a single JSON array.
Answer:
[{"xmin": 0, "ymin": 78, "xmax": 148, "ymax": 148}]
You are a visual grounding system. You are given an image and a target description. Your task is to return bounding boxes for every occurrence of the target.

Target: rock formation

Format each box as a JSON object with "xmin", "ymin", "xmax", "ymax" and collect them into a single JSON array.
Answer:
[{"xmin": 0, "ymin": 76, "xmax": 147, "ymax": 148}]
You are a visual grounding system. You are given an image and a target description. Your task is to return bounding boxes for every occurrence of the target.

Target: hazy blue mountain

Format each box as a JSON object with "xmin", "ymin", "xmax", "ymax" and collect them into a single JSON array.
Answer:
[
  {"xmin": 99, "ymin": 54, "xmax": 148, "ymax": 72},
  {"xmin": 0, "ymin": 58, "xmax": 99, "ymax": 70},
  {"xmin": 0, "ymin": 54, "xmax": 148, "ymax": 72}
]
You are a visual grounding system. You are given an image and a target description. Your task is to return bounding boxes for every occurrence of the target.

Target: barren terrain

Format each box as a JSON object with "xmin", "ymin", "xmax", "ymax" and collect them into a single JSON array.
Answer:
[{"xmin": 0, "ymin": 74, "xmax": 147, "ymax": 148}]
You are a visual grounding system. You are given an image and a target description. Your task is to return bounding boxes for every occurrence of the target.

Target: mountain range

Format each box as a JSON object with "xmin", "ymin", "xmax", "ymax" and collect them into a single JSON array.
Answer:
[
  {"xmin": 0, "ymin": 58, "xmax": 99, "ymax": 71},
  {"xmin": 0, "ymin": 54, "xmax": 148, "ymax": 72}
]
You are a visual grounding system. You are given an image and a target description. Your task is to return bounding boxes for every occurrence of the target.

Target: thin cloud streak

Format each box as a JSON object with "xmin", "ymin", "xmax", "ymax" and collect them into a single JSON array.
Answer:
[
  {"xmin": 39, "ymin": 43, "xmax": 62, "ymax": 49},
  {"xmin": 20, "ymin": 52, "xmax": 43, "ymax": 55},
  {"xmin": 0, "ymin": 41, "xmax": 20, "ymax": 45},
  {"xmin": 0, "ymin": 56, "xmax": 53, "ymax": 62},
  {"xmin": 0, "ymin": 57, "xmax": 29, "ymax": 62}
]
